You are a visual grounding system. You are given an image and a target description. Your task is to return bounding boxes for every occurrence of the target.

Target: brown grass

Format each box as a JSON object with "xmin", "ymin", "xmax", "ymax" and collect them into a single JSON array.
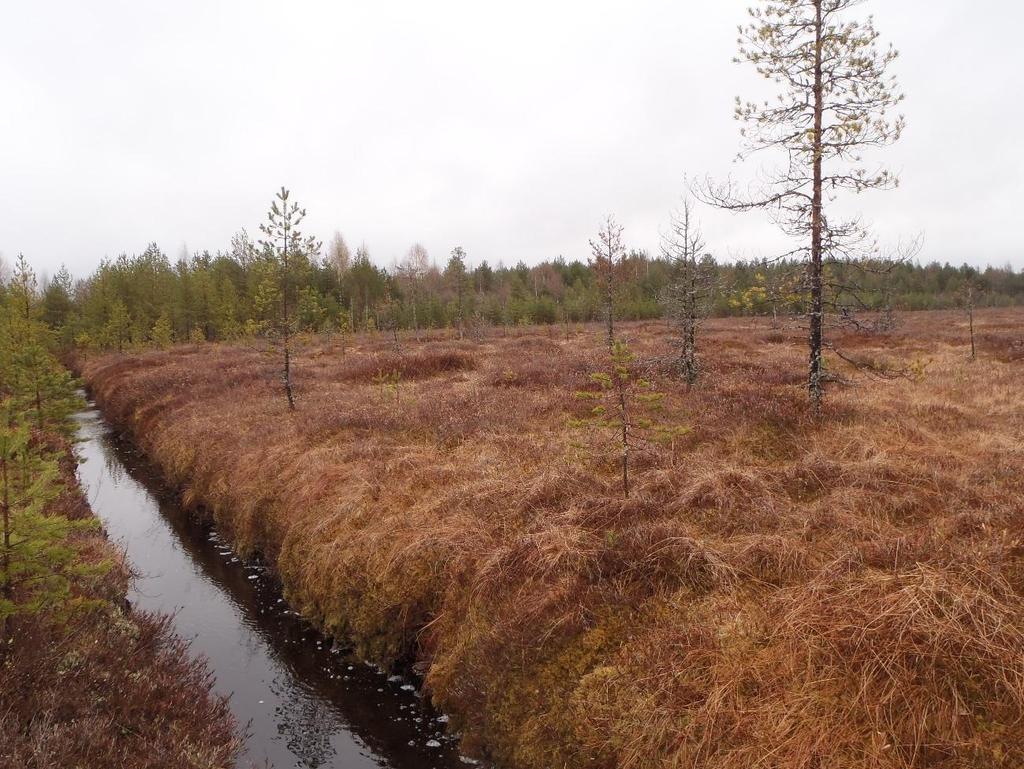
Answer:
[{"xmin": 78, "ymin": 309, "xmax": 1024, "ymax": 768}]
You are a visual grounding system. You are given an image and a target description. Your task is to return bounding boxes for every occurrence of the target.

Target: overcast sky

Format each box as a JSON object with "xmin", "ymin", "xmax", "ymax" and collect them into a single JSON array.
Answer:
[{"xmin": 2, "ymin": 0, "xmax": 1022, "ymax": 279}]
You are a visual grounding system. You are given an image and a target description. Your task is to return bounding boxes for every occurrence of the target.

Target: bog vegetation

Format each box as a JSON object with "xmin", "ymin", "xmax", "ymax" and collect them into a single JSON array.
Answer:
[{"xmin": 77, "ymin": 310, "xmax": 1024, "ymax": 768}]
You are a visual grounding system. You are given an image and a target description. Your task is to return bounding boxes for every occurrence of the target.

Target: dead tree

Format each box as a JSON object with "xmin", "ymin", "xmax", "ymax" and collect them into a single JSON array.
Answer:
[
  {"xmin": 873, "ymin": 287, "xmax": 899, "ymax": 333},
  {"xmin": 589, "ymin": 215, "xmax": 625, "ymax": 352},
  {"xmin": 962, "ymin": 282, "xmax": 980, "ymax": 361},
  {"xmin": 660, "ymin": 198, "xmax": 715, "ymax": 385},
  {"xmin": 699, "ymin": 0, "xmax": 905, "ymax": 416}
]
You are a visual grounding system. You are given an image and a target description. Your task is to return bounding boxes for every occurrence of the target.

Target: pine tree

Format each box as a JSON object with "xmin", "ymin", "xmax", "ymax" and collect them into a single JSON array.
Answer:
[
  {"xmin": 701, "ymin": 0, "xmax": 905, "ymax": 415},
  {"xmin": 41, "ymin": 265, "xmax": 74, "ymax": 331},
  {"xmin": 572, "ymin": 342, "xmax": 689, "ymax": 498},
  {"xmin": 151, "ymin": 312, "xmax": 174, "ymax": 348},
  {"xmin": 257, "ymin": 187, "xmax": 321, "ymax": 410},
  {"xmin": 5, "ymin": 258, "xmax": 75, "ymax": 428},
  {"xmin": 104, "ymin": 299, "xmax": 131, "ymax": 353},
  {"xmin": 0, "ymin": 269, "xmax": 95, "ymax": 648},
  {"xmin": 446, "ymin": 247, "xmax": 470, "ymax": 339}
]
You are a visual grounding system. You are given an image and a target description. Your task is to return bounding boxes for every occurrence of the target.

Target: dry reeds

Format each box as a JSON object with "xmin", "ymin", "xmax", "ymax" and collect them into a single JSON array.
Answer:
[{"xmin": 78, "ymin": 309, "xmax": 1024, "ymax": 768}]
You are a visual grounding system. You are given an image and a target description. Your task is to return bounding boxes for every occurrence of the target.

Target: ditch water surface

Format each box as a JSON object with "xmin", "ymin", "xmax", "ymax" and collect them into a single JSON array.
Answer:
[{"xmin": 74, "ymin": 401, "xmax": 472, "ymax": 769}]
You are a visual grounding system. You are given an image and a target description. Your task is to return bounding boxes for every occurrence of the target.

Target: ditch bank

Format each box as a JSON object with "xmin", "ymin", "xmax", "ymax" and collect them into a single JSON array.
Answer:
[{"xmin": 74, "ymin": 399, "xmax": 468, "ymax": 768}]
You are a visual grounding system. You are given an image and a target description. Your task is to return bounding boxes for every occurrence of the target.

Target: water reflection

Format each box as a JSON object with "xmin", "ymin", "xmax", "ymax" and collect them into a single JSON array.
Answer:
[{"xmin": 74, "ymin": 405, "xmax": 468, "ymax": 769}]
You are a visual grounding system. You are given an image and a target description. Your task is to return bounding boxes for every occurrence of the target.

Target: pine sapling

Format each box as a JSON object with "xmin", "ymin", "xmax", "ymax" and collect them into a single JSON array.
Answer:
[{"xmin": 571, "ymin": 341, "xmax": 689, "ymax": 498}]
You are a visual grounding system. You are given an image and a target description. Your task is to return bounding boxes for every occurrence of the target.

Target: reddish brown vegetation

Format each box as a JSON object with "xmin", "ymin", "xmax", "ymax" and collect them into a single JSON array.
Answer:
[
  {"xmin": 335, "ymin": 348, "xmax": 478, "ymax": 382},
  {"xmin": 79, "ymin": 309, "xmax": 1024, "ymax": 769},
  {"xmin": 0, "ymin": 432, "xmax": 240, "ymax": 769}
]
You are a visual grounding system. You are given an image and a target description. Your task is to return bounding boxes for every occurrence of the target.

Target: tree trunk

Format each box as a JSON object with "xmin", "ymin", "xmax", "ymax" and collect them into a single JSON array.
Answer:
[
  {"xmin": 808, "ymin": 0, "xmax": 826, "ymax": 417},
  {"xmin": 606, "ymin": 284, "xmax": 615, "ymax": 353},
  {"xmin": 457, "ymin": 285, "xmax": 464, "ymax": 340},
  {"xmin": 282, "ymin": 226, "xmax": 295, "ymax": 410},
  {"xmin": 686, "ymin": 269, "xmax": 698, "ymax": 386},
  {"xmin": 283, "ymin": 339, "xmax": 295, "ymax": 410},
  {"xmin": 34, "ymin": 378, "xmax": 42, "ymax": 434},
  {"xmin": 619, "ymin": 387, "xmax": 629, "ymax": 499},
  {"xmin": 0, "ymin": 454, "xmax": 8, "ymax": 647},
  {"xmin": 1, "ymin": 454, "xmax": 11, "ymax": 603},
  {"xmin": 969, "ymin": 305, "xmax": 976, "ymax": 360}
]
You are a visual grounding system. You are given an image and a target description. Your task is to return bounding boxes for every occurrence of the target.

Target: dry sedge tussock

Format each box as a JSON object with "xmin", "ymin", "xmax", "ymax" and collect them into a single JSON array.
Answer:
[{"xmin": 79, "ymin": 309, "xmax": 1024, "ymax": 769}]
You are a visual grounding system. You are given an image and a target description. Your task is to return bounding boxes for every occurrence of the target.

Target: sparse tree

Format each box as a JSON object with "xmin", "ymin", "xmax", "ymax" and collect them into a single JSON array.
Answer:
[
  {"xmin": 572, "ymin": 342, "xmax": 688, "ymax": 499},
  {"xmin": 378, "ymin": 294, "xmax": 403, "ymax": 352},
  {"xmin": 446, "ymin": 247, "xmax": 470, "ymax": 339},
  {"xmin": 700, "ymin": 0, "xmax": 905, "ymax": 415},
  {"xmin": 589, "ymin": 215, "xmax": 626, "ymax": 352},
  {"xmin": 961, "ymin": 281, "xmax": 980, "ymax": 361},
  {"xmin": 660, "ymin": 199, "xmax": 715, "ymax": 385},
  {"xmin": 8, "ymin": 255, "xmax": 35, "ymax": 321},
  {"xmin": 257, "ymin": 187, "xmax": 321, "ymax": 410}
]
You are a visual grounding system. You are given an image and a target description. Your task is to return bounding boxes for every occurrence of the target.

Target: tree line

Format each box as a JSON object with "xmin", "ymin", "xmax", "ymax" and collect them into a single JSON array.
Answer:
[{"xmin": 11, "ymin": 239, "xmax": 1021, "ymax": 353}]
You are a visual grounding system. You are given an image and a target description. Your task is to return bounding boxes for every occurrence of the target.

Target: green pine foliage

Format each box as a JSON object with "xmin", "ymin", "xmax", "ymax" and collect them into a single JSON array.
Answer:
[
  {"xmin": 571, "ymin": 341, "xmax": 689, "ymax": 498},
  {"xmin": 150, "ymin": 311, "xmax": 174, "ymax": 348},
  {"xmin": 0, "ymin": 414, "xmax": 100, "ymax": 626},
  {"xmin": 13, "ymin": 191, "xmax": 1022, "ymax": 354},
  {"xmin": 60, "ymin": 250, "xmax": 1024, "ymax": 352},
  {"xmin": 0, "ymin": 257, "xmax": 100, "ymax": 639}
]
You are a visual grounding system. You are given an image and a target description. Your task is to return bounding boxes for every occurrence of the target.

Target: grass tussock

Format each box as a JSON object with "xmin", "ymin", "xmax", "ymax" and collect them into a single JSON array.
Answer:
[
  {"xmin": 78, "ymin": 309, "xmax": 1024, "ymax": 768},
  {"xmin": 336, "ymin": 347, "xmax": 479, "ymax": 382}
]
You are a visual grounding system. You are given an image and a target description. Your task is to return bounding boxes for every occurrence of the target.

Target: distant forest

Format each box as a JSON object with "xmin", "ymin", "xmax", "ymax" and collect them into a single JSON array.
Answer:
[{"xmin": 10, "ymin": 236, "xmax": 1024, "ymax": 349}]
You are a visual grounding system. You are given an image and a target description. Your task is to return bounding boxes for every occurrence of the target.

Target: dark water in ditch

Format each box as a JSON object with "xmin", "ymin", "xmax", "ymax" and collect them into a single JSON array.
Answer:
[{"xmin": 73, "ymin": 402, "xmax": 473, "ymax": 769}]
